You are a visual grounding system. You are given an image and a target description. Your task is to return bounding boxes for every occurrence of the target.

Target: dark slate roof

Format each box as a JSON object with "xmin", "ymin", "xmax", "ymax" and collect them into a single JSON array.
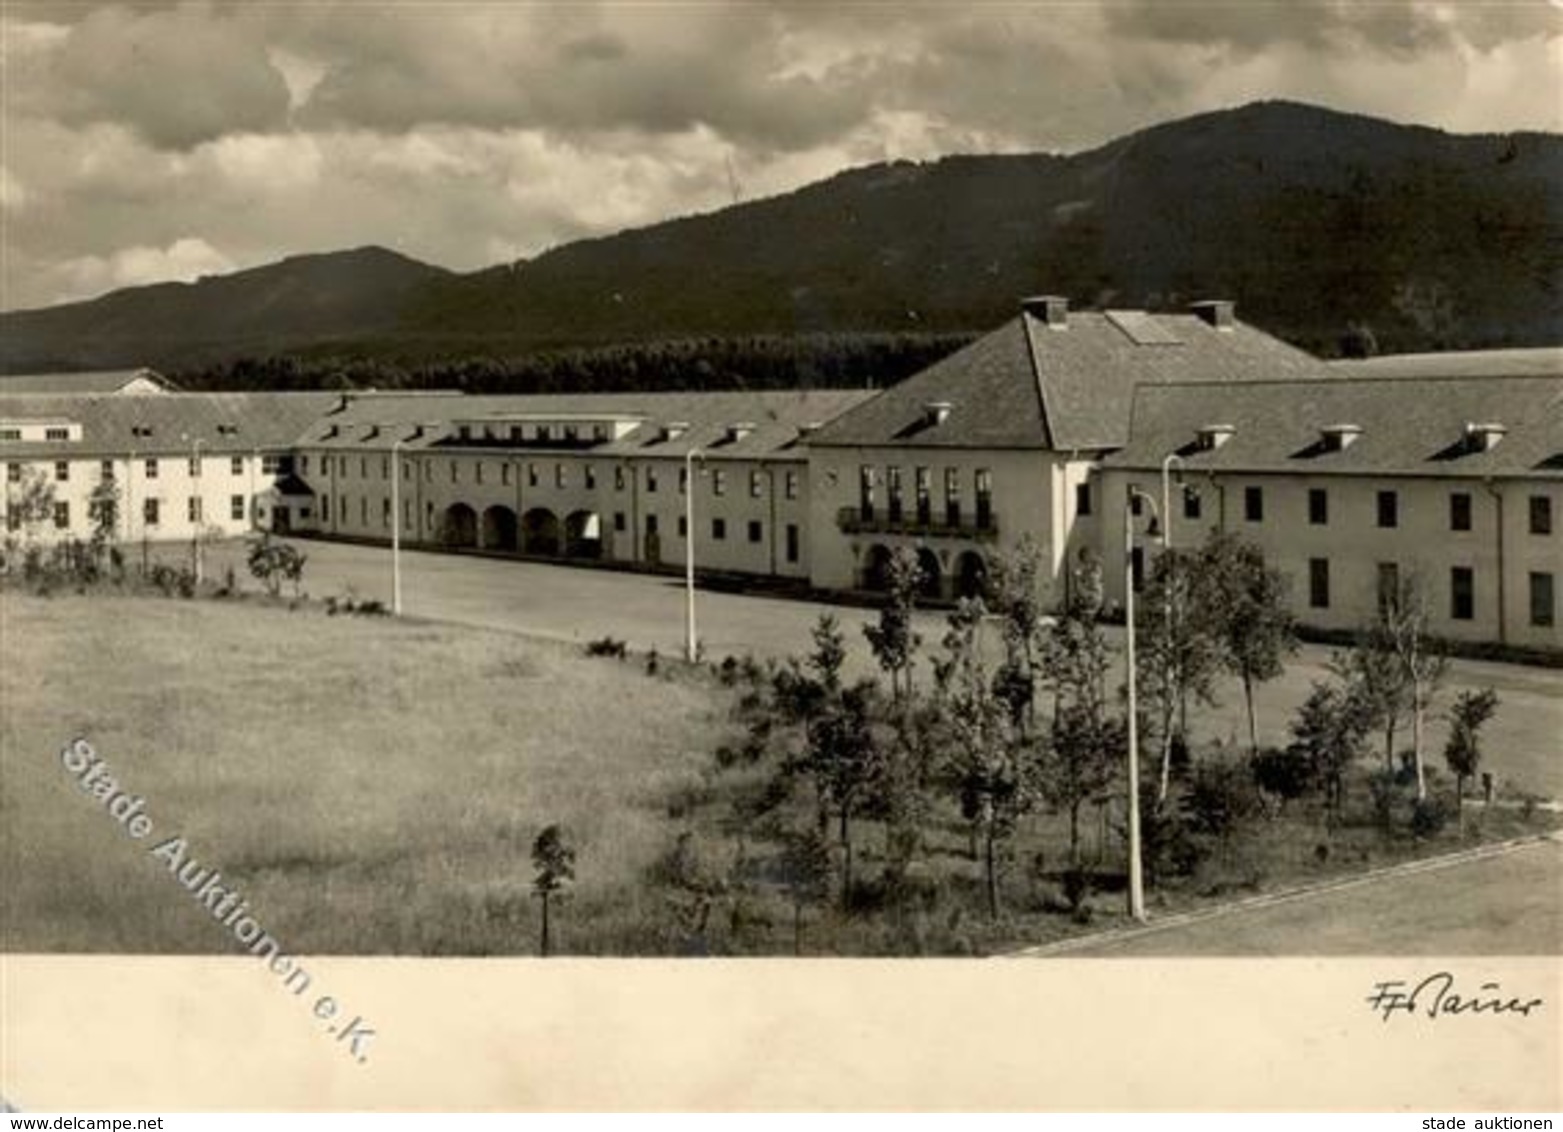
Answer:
[
  {"xmin": 0, "ymin": 392, "xmax": 341, "ymax": 459},
  {"xmin": 294, "ymin": 389, "xmax": 875, "ymax": 463},
  {"xmin": 0, "ymin": 368, "xmax": 177, "ymax": 394},
  {"xmin": 1103, "ymin": 375, "xmax": 1563, "ymax": 480},
  {"xmin": 1329, "ymin": 348, "xmax": 1563, "ymax": 380},
  {"xmin": 808, "ymin": 308, "xmax": 1329, "ymax": 451}
]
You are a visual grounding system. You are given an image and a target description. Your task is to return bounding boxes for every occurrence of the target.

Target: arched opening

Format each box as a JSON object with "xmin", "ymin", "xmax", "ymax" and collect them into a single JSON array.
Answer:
[
  {"xmin": 955, "ymin": 550, "xmax": 988, "ymax": 600},
  {"xmin": 440, "ymin": 503, "xmax": 478, "ymax": 548},
  {"xmin": 521, "ymin": 507, "xmax": 562, "ymax": 557},
  {"xmin": 861, "ymin": 544, "xmax": 894, "ymax": 592},
  {"xmin": 916, "ymin": 547, "xmax": 943, "ymax": 600},
  {"xmin": 564, "ymin": 510, "xmax": 603, "ymax": 560},
  {"xmin": 482, "ymin": 505, "xmax": 518, "ymax": 552}
]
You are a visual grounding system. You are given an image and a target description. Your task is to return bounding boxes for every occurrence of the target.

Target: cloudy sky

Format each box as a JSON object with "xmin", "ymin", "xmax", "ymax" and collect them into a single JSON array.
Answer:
[{"xmin": 2, "ymin": 1, "xmax": 1559, "ymax": 310}]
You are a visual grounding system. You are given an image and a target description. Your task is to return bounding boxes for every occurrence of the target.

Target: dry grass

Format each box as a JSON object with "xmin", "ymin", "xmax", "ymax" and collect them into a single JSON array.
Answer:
[{"xmin": 0, "ymin": 589, "xmax": 728, "ymax": 954}]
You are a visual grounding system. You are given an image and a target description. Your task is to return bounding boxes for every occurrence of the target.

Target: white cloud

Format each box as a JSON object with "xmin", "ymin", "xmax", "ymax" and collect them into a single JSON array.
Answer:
[{"xmin": 47, "ymin": 238, "xmax": 236, "ymax": 305}]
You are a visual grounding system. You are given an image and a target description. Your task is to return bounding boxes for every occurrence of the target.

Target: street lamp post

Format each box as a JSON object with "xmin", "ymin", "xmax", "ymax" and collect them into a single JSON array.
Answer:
[
  {"xmin": 1157, "ymin": 453, "xmax": 1186, "ymax": 801},
  {"xmin": 1123, "ymin": 486, "xmax": 1161, "ymax": 924},
  {"xmin": 684, "ymin": 447, "xmax": 704, "ymax": 662},
  {"xmin": 189, "ymin": 437, "xmax": 206, "ymax": 585},
  {"xmin": 391, "ymin": 439, "xmax": 403, "ymax": 615}
]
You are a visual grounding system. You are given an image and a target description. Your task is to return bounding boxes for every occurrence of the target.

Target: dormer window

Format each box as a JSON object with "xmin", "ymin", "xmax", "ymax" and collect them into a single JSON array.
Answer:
[
  {"xmin": 924, "ymin": 401, "xmax": 953, "ymax": 427},
  {"xmin": 663, "ymin": 422, "xmax": 689, "ymax": 442},
  {"xmin": 1319, "ymin": 424, "xmax": 1362, "ymax": 451},
  {"xmin": 1197, "ymin": 424, "xmax": 1235, "ymax": 451},
  {"xmin": 1465, "ymin": 422, "xmax": 1506, "ymax": 453},
  {"xmin": 727, "ymin": 423, "xmax": 755, "ymax": 443}
]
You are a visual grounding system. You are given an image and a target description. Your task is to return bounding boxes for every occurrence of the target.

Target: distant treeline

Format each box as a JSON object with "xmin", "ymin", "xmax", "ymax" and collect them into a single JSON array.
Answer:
[{"xmin": 172, "ymin": 333, "xmax": 979, "ymax": 395}]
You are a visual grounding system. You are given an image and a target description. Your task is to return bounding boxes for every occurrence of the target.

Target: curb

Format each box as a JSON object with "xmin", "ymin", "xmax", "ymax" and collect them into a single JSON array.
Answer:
[{"xmin": 1006, "ymin": 829, "xmax": 1562, "ymax": 957}]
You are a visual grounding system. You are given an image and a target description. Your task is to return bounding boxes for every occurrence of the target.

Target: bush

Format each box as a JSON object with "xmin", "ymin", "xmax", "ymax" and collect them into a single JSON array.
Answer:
[
  {"xmin": 1411, "ymin": 796, "xmax": 1451, "ymax": 840},
  {"xmin": 586, "ymin": 636, "xmax": 628, "ymax": 659},
  {"xmin": 1251, "ymin": 746, "xmax": 1313, "ymax": 810}
]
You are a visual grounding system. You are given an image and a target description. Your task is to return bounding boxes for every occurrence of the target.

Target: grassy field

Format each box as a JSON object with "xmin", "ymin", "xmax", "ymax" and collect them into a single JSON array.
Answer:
[
  {"xmin": 3, "ymin": 584, "xmax": 1558, "ymax": 956},
  {"xmin": 0, "ymin": 589, "xmax": 728, "ymax": 954}
]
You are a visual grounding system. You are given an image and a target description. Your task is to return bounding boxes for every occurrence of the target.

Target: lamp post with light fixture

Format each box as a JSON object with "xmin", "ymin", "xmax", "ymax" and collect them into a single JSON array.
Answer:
[
  {"xmin": 1123, "ymin": 485, "xmax": 1164, "ymax": 924},
  {"xmin": 391, "ymin": 437, "xmax": 403, "ymax": 615},
  {"xmin": 684, "ymin": 446, "xmax": 705, "ymax": 662}
]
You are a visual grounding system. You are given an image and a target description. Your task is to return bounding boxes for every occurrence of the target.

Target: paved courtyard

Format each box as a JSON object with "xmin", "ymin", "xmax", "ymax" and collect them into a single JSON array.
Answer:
[{"xmin": 186, "ymin": 536, "xmax": 1563, "ymax": 799}]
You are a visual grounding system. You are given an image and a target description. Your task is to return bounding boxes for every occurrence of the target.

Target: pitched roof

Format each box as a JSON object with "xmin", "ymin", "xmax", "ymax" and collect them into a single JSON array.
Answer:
[
  {"xmin": 1104, "ymin": 375, "xmax": 1563, "ymax": 480},
  {"xmin": 0, "ymin": 368, "xmax": 176, "ymax": 395},
  {"xmin": 808, "ymin": 307, "xmax": 1330, "ymax": 451},
  {"xmin": 1329, "ymin": 348, "xmax": 1563, "ymax": 380},
  {"xmin": 293, "ymin": 389, "xmax": 876, "ymax": 463},
  {"xmin": 0, "ymin": 392, "xmax": 340, "ymax": 459}
]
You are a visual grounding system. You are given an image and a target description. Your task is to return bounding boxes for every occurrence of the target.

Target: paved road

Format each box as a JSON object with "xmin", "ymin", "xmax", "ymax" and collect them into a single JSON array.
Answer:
[
  {"xmin": 1028, "ymin": 835, "xmax": 1563, "ymax": 956},
  {"xmin": 188, "ymin": 536, "xmax": 1562, "ymax": 796}
]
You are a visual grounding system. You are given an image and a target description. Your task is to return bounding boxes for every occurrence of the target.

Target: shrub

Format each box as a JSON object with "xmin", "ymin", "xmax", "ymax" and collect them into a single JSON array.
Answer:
[
  {"xmin": 585, "ymin": 636, "xmax": 628, "ymax": 658},
  {"xmin": 1251, "ymin": 746, "xmax": 1313, "ymax": 811},
  {"xmin": 1411, "ymin": 796, "xmax": 1451, "ymax": 840}
]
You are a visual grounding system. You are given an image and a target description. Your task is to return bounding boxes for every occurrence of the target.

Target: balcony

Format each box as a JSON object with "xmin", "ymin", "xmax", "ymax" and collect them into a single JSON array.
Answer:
[{"xmin": 837, "ymin": 506, "xmax": 998, "ymax": 542}]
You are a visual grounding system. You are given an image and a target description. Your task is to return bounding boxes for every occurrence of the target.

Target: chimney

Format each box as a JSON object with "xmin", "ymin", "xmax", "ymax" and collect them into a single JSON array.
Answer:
[
  {"xmin": 1319, "ymin": 423, "xmax": 1362, "ymax": 451},
  {"xmin": 1190, "ymin": 300, "xmax": 1235, "ymax": 330},
  {"xmin": 1022, "ymin": 295, "xmax": 1069, "ymax": 328},
  {"xmin": 924, "ymin": 401, "xmax": 953, "ymax": 427},
  {"xmin": 1197, "ymin": 423, "xmax": 1235, "ymax": 450},
  {"xmin": 1464, "ymin": 422, "xmax": 1507, "ymax": 452}
]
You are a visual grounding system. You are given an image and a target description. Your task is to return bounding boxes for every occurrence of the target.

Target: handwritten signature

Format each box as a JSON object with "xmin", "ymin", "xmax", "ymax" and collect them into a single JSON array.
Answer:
[{"xmin": 1367, "ymin": 972, "xmax": 1544, "ymax": 1022}]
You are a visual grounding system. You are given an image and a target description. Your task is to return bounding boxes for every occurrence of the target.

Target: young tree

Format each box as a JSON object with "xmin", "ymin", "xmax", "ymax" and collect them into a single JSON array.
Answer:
[
  {"xmin": 1287, "ymin": 681, "xmax": 1372, "ymax": 824},
  {"xmin": 987, "ymin": 535, "xmax": 1046, "ymax": 735},
  {"xmin": 777, "ymin": 827, "xmax": 834, "ymax": 955},
  {"xmin": 1379, "ymin": 572, "xmax": 1449, "ymax": 801},
  {"xmin": 1138, "ymin": 547, "xmax": 1222, "ymax": 800},
  {"xmin": 1196, "ymin": 533, "xmax": 1297, "ymax": 756},
  {"xmin": 530, "ymin": 824, "xmax": 575, "ymax": 957},
  {"xmin": 863, "ymin": 546, "xmax": 924, "ymax": 705},
  {"xmin": 7, "ymin": 466, "xmax": 56, "ymax": 549},
  {"xmin": 938, "ymin": 598, "xmax": 1033, "ymax": 919},
  {"xmin": 86, "ymin": 479, "xmax": 121, "ymax": 563},
  {"xmin": 1331, "ymin": 620, "xmax": 1412, "ymax": 771},
  {"xmin": 804, "ymin": 681, "xmax": 881, "ymax": 903},
  {"xmin": 1444, "ymin": 687, "xmax": 1500, "ymax": 829}
]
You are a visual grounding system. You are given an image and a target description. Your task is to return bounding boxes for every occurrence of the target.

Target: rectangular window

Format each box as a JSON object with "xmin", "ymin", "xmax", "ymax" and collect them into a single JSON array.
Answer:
[
  {"xmin": 1183, "ymin": 489, "xmax": 1201, "ymax": 520},
  {"xmin": 55, "ymin": 461, "xmax": 69, "ymax": 482},
  {"xmin": 6, "ymin": 462, "xmax": 18, "ymax": 483},
  {"xmin": 1530, "ymin": 495, "xmax": 1553, "ymax": 536},
  {"xmin": 916, "ymin": 467, "xmax": 931, "ymax": 525},
  {"xmin": 886, "ymin": 466, "xmax": 903, "ymax": 522},
  {"xmin": 1308, "ymin": 558, "xmax": 1330, "ymax": 609},
  {"xmin": 0, "ymin": 428, "xmax": 19, "ymax": 442},
  {"xmin": 146, "ymin": 458, "xmax": 158, "ymax": 479},
  {"xmin": 645, "ymin": 514, "xmax": 659, "ymax": 536},
  {"xmin": 1377, "ymin": 490, "xmax": 1399, "ymax": 529},
  {"xmin": 189, "ymin": 456, "xmax": 201, "ymax": 477},
  {"xmin": 1450, "ymin": 492, "xmax": 1472, "ymax": 532},
  {"xmin": 340, "ymin": 456, "xmax": 350, "ymax": 477},
  {"xmin": 712, "ymin": 517, "xmax": 726, "ymax": 541},
  {"xmin": 615, "ymin": 466, "xmax": 625, "ymax": 491},
  {"xmin": 144, "ymin": 498, "xmax": 160, "ymax": 526},
  {"xmin": 859, "ymin": 465, "xmax": 875, "ymax": 520},
  {"xmin": 231, "ymin": 495, "xmax": 245, "ymax": 521},
  {"xmin": 1244, "ymin": 485, "xmax": 1263, "ymax": 522},
  {"xmin": 555, "ymin": 464, "xmax": 566, "ymax": 488},
  {"xmin": 678, "ymin": 515, "xmax": 687, "ymax": 538},
  {"xmin": 785, "ymin": 470, "xmax": 799, "ymax": 501},
  {"xmin": 1129, "ymin": 491, "xmax": 1143, "ymax": 517},
  {"xmin": 750, "ymin": 469, "xmax": 763, "ymax": 499},
  {"xmin": 188, "ymin": 497, "xmax": 202, "ymax": 523},
  {"xmin": 614, "ymin": 511, "xmax": 626, "ymax": 533},
  {"xmin": 646, "ymin": 467, "xmax": 659, "ymax": 493},
  {"xmin": 360, "ymin": 457, "xmax": 368, "ymax": 478},
  {"xmin": 1130, "ymin": 546, "xmax": 1144, "ymax": 592},
  {"xmin": 231, "ymin": 456, "xmax": 244, "ymax": 475},
  {"xmin": 537, "ymin": 425, "xmax": 551, "ymax": 442},
  {"xmin": 945, "ymin": 467, "xmax": 960, "ymax": 527},
  {"xmin": 300, "ymin": 455, "xmax": 309, "ymax": 475},
  {"xmin": 44, "ymin": 427, "xmax": 68, "ymax": 441},
  {"xmin": 1451, "ymin": 566, "xmax": 1475, "ymax": 621},
  {"xmin": 1308, "ymin": 488, "xmax": 1328, "ymax": 526},
  {"xmin": 679, "ymin": 467, "xmax": 688, "ymax": 495},
  {"xmin": 501, "ymin": 463, "xmax": 511, "ymax": 486},
  {"xmin": 475, "ymin": 462, "xmax": 484, "ymax": 485},
  {"xmin": 975, "ymin": 469, "xmax": 993, "ymax": 530},
  {"xmin": 1376, "ymin": 562, "xmax": 1400, "ymax": 614},
  {"xmin": 528, "ymin": 464, "xmax": 538, "ymax": 488},
  {"xmin": 748, "ymin": 519, "xmax": 762, "ymax": 543},
  {"xmin": 381, "ymin": 498, "xmax": 391, "ymax": 528},
  {"xmin": 712, "ymin": 469, "xmax": 726, "ymax": 497},
  {"xmin": 320, "ymin": 496, "xmax": 329, "ymax": 522},
  {"xmin": 451, "ymin": 462, "xmax": 459, "ymax": 484},
  {"xmin": 360, "ymin": 497, "xmax": 368, "ymax": 525},
  {"xmin": 785, "ymin": 523, "xmax": 800, "ymax": 563},
  {"xmin": 53, "ymin": 501, "xmax": 69, "ymax": 529},
  {"xmin": 380, "ymin": 457, "xmax": 389, "ymax": 480},
  {"xmin": 1529, "ymin": 572, "xmax": 1555, "ymax": 628},
  {"xmin": 1075, "ymin": 482, "xmax": 1092, "ymax": 518},
  {"xmin": 100, "ymin": 459, "xmax": 114, "ymax": 480},
  {"xmin": 584, "ymin": 465, "xmax": 596, "ymax": 490}
]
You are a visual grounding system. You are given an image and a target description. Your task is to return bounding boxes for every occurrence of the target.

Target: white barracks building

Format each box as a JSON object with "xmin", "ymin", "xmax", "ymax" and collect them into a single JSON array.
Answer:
[{"xmin": 3, "ymin": 302, "xmax": 1558, "ymax": 652}]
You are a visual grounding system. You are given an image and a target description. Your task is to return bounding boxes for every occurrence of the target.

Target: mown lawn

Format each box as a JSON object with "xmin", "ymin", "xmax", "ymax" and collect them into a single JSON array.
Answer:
[{"xmin": 0, "ymin": 589, "xmax": 727, "ymax": 954}]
